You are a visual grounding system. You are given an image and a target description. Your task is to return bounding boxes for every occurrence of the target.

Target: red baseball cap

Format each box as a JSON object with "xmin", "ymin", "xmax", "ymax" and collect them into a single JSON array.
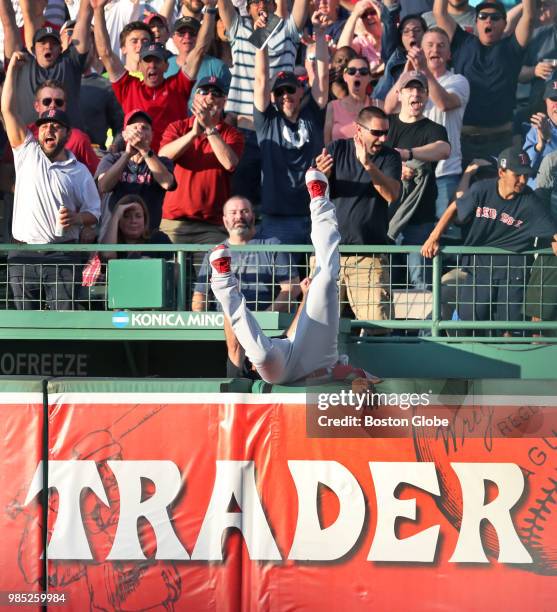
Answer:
[{"xmin": 123, "ymin": 109, "xmax": 152, "ymax": 129}]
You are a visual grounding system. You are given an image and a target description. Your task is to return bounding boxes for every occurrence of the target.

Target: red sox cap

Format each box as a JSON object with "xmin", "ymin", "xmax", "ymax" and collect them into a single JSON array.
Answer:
[
  {"xmin": 498, "ymin": 146, "xmax": 534, "ymax": 175},
  {"xmin": 35, "ymin": 109, "xmax": 70, "ymax": 129},
  {"xmin": 33, "ymin": 26, "xmax": 61, "ymax": 45}
]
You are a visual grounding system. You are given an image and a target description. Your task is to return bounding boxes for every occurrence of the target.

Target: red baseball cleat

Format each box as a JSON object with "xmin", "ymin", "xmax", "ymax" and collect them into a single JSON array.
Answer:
[
  {"xmin": 305, "ymin": 168, "xmax": 329, "ymax": 200},
  {"xmin": 209, "ymin": 244, "xmax": 231, "ymax": 275}
]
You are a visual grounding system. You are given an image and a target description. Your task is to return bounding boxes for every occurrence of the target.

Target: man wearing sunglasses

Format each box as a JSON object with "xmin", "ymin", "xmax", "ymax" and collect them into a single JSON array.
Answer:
[
  {"xmin": 253, "ymin": 8, "xmax": 329, "ymax": 246},
  {"xmin": 28, "ymin": 79, "xmax": 100, "ymax": 175},
  {"xmin": 434, "ymin": 0, "xmax": 536, "ymax": 161},
  {"xmin": 158, "ymin": 76, "xmax": 244, "ymax": 260},
  {"xmin": 315, "ymin": 105, "xmax": 401, "ymax": 330}
]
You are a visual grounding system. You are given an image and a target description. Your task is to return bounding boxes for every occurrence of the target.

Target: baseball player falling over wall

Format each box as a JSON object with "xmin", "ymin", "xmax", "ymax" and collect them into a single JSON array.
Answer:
[{"xmin": 209, "ymin": 168, "xmax": 380, "ymax": 385}]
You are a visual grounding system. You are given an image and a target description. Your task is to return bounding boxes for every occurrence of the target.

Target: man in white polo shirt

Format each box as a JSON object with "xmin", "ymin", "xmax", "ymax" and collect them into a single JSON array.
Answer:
[{"xmin": 1, "ymin": 51, "xmax": 100, "ymax": 310}]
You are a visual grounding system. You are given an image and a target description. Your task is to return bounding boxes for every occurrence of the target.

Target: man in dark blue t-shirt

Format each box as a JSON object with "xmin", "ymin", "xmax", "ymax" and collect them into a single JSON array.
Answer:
[
  {"xmin": 253, "ymin": 10, "xmax": 329, "ymax": 245},
  {"xmin": 422, "ymin": 146, "xmax": 557, "ymax": 324},
  {"xmin": 433, "ymin": 0, "xmax": 536, "ymax": 161}
]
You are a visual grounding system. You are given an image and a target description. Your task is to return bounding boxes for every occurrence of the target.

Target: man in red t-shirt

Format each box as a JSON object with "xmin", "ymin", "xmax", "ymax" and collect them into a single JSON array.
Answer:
[
  {"xmin": 158, "ymin": 75, "xmax": 244, "ymax": 255},
  {"xmin": 90, "ymin": 0, "xmax": 217, "ymax": 150}
]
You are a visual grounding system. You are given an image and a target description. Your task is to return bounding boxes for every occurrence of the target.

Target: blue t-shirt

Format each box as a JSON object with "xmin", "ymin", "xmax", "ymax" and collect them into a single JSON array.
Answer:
[
  {"xmin": 194, "ymin": 236, "xmax": 295, "ymax": 309},
  {"xmin": 165, "ymin": 55, "xmax": 232, "ymax": 112},
  {"xmin": 254, "ymin": 96, "xmax": 325, "ymax": 217},
  {"xmin": 451, "ymin": 26, "xmax": 525, "ymax": 126}
]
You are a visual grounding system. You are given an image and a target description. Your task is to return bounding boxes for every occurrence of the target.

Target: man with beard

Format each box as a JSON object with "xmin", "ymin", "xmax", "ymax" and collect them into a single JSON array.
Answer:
[
  {"xmin": 208, "ymin": 170, "xmax": 382, "ymax": 384},
  {"xmin": 0, "ymin": 0, "xmax": 93, "ymax": 126},
  {"xmin": 31, "ymin": 79, "xmax": 100, "ymax": 175},
  {"xmin": 315, "ymin": 105, "xmax": 401, "ymax": 330},
  {"xmin": 1, "ymin": 52, "xmax": 100, "ymax": 310},
  {"xmin": 192, "ymin": 196, "xmax": 300, "ymax": 316},
  {"xmin": 422, "ymin": 147, "xmax": 557, "ymax": 327},
  {"xmin": 434, "ymin": 0, "xmax": 536, "ymax": 161},
  {"xmin": 158, "ymin": 76, "xmax": 244, "ymax": 262},
  {"xmin": 253, "ymin": 8, "xmax": 329, "ymax": 245},
  {"xmin": 91, "ymin": 0, "xmax": 216, "ymax": 150},
  {"xmin": 385, "ymin": 70, "xmax": 450, "ymax": 290}
]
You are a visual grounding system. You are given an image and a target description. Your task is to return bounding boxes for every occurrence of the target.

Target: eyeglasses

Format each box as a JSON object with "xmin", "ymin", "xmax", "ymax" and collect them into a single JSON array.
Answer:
[
  {"xmin": 41, "ymin": 97, "xmax": 65, "ymax": 108},
  {"xmin": 345, "ymin": 66, "xmax": 370, "ymax": 76},
  {"xmin": 477, "ymin": 12, "xmax": 504, "ymax": 21},
  {"xmin": 274, "ymin": 86, "xmax": 296, "ymax": 96},
  {"xmin": 401, "ymin": 27, "xmax": 424, "ymax": 35},
  {"xmin": 362, "ymin": 11, "xmax": 377, "ymax": 20},
  {"xmin": 357, "ymin": 123, "xmax": 389, "ymax": 137},
  {"xmin": 197, "ymin": 87, "xmax": 225, "ymax": 97}
]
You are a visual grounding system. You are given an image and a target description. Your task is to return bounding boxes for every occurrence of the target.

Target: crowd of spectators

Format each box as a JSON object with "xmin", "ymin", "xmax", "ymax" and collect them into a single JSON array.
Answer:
[{"xmin": 0, "ymin": 0, "xmax": 557, "ymax": 334}]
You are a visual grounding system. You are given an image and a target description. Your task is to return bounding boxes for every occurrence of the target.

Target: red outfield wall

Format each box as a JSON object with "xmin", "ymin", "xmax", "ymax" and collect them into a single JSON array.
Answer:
[{"xmin": 1, "ymin": 379, "xmax": 557, "ymax": 611}]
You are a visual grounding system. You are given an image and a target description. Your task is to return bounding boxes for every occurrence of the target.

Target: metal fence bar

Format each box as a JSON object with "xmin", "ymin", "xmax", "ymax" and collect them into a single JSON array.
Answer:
[{"xmin": 0, "ymin": 244, "xmax": 556, "ymax": 336}]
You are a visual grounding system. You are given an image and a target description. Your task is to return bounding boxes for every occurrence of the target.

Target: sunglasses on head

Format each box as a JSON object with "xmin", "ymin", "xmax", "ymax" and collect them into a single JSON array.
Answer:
[
  {"xmin": 357, "ymin": 123, "xmax": 388, "ymax": 137},
  {"xmin": 41, "ymin": 97, "xmax": 64, "ymax": 107},
  {"xmin": 345, "ymin": 66, "xmax": 370, "ymax": 76},
  {"xmin": 197, "ymin": 87, "xmax": 225, "ymax": 97},
  {"xmin": 274, "ymin": 86, "xmax": 296, "ymax": 96},
  {"xmin": 477, "ymin": 12, "xmax": 504, "ymax": 21}
]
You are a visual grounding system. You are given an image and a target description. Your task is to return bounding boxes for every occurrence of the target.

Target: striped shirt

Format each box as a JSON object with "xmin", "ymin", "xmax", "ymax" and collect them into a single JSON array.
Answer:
[
  {"xmin": 44, "ymin": 0, "xmax": 67, "ymax": 26},
  {"xmin": 225, "ymin": 13, "xmax": 301, "ymax": 117}
]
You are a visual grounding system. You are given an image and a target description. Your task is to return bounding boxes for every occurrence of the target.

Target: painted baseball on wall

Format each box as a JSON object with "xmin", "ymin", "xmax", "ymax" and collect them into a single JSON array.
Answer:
[{"xmin": 413, "ymin": 400, "xmax": 557, "ymax": 574}]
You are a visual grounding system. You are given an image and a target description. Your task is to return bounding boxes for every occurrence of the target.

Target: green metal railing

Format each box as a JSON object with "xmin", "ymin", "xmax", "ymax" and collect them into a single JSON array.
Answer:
[{"xmin": 0, "ymin": 243, "xmax": 556, "ymax": 341}]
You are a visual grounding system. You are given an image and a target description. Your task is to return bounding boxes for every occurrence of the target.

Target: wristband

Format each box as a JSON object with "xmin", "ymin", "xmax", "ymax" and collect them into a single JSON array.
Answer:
[
  {"xmin": 407, "ymin": 148, "xmax": 413, "ymax": 161},
  {"xmin": 202, "ymin": 6, "xmax": 217, "ymax": 14},
  {"xmin": 145, "ymin": 149, "xmax": 154, "ymax": 158},
  {"xmin": 205, "ymin": 127, "xmax": 218, "ymax": 136}
]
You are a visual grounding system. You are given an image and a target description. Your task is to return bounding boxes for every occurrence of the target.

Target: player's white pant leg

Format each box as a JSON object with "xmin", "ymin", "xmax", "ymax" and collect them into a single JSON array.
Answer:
[
  {"xmin": 211, "ymin": 274, "xmax": 293, "ymax": 383},
  {"xmin": 281, "ymin": 195, "xmax": 341, "ymax": 381}
]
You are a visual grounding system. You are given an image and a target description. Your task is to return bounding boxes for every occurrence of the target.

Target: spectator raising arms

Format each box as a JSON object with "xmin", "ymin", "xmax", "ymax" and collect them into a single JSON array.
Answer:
[
  {"xmin": 1, "ymin": 51, "xmax": 100, "ymax": 310},
  {"xmin": 218, "ymin": 0, "xmax": 308, "ymax": 205},
  {"xmin": 338, "ymin": 0, "xmax": 382, "ymax": 75},
  {"xmin": 0, "ymin": 0, "xmax": 93, "ymax": 125},
  {"xmin": 433, "ymin": 0, "xmax": 536, "ymax": 161},
  {"xmin": 254, "ymin": 7, "xmax": 329, "ymax": 246},
  {"xmin": 91, "ymin": 0, "xmax": 216, "ymax": 151}
]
